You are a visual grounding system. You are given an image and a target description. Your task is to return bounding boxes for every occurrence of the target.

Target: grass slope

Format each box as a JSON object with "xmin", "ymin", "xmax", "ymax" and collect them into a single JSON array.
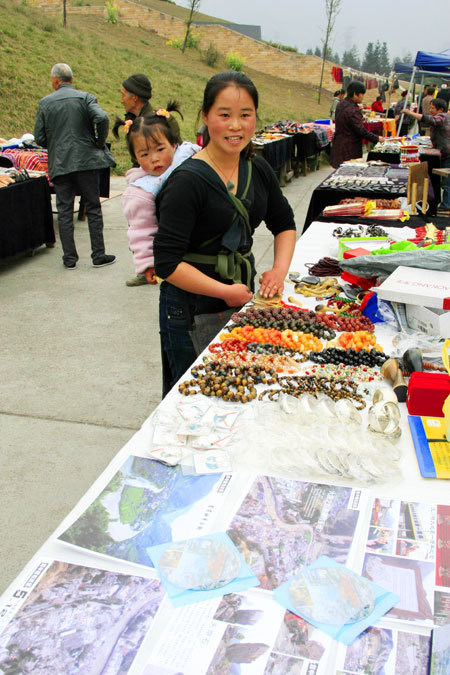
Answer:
[{"xmin": 0, "ymin": 1, "xmax": 333, "ymax": 174}]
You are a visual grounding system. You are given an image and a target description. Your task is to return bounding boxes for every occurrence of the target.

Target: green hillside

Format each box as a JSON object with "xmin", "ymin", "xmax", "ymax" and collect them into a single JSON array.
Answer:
[{"xmin": 0, "ymin": 1, "xmax": 333, "ymax": 174}]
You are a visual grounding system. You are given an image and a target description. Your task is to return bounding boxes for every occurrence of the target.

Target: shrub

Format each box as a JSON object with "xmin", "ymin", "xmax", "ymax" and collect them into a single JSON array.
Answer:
[
  {"xmin": 167, "ymin": 32, "xmax": 199, "ymax": 51},
  {"xmin": 226, "ymin": 51, "xmax": 244, "ymax": 72},
  {"xmin": 203, "ymin": 42, "xmax": 219, "ymax": 67},
  {"xmin": 166, "ymin": 38, "xmax": 183, "ymax": 50},
  {"xmin": 105, "ymin": 1, "xmax": 119, "ymax": 24}
]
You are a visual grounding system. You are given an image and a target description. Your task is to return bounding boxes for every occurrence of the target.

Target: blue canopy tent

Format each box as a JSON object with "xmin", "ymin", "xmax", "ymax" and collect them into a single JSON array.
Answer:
[{"xmin": 397, "ymin": 50, "xmax": 450, "ymax": 132}]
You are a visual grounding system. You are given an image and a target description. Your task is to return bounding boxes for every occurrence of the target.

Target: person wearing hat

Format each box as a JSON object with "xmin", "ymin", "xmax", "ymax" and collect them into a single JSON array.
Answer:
[{"xmin": 114, "ymin": 74, "xmax": 181, "ymax": 287}]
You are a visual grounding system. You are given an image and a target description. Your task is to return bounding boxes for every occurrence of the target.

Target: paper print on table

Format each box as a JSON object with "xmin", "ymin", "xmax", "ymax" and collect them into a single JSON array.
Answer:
[
  {"xmin": 0, "ymin": 559, "xmax": 164, "ymax": 675},
  {"xmin": 342, "ymin": 627, "xmax": 395, "ymax": 674},
  {"xmin": 59, "ymin": 455, "xmax": 230, "ymax": 568},
  {"xmin": 214, "ymin": 592, "xmax": 269, "ymax": 627},
  {"xmin": 263, "ymin": 652, "xmax": 304, "ymax": 674},
  {"xmin": 395, "ymin": 501, "xmax": 436, "ymax": 561},
  {"xmin": 339, "ymin": 626, "xmax": 431, "ymax": 675},
  {"xmin": 227, "ymin": 477, "xmax": 363, "ymax": 590},
  {"xmin": 272, "ymin": 610, "xmax": 328, "ymax": 663},
  {"xmin": 369, "ymin": 498, "xmax": 400, "ymax": 531},
  {"xmin": 434, "ymin": 590, "xmax": 450, "ymax": 625},
  {"xmin": 206, "ymin": 624, "xmax": 272, "ymax": 674},
  {"xmin": 362, "ymin": 553, "xmax": 435, "ymax": 624},
  {"xmin": 436, "ymin": 505, "xmax": 450, "ymax": 588}
]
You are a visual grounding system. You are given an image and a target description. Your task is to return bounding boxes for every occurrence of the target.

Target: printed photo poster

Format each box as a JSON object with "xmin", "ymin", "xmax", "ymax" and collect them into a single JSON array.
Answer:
[
  {"xmin": 138, "ymin": 589, "xmax": 332, "ymax": 675},
  {"xmin": 362, "ymin": 497, "xmax": 450, "ymax": 627},
  {"xmin": 334, "ymin": 625, "xmax": 432, "ymax": 675},
  {"xmin": 58, "ymin": 455, "xmax": 234, "ymax": 569},
  {"xmin": 226, "ymin": 476, "xmax": 365, "ymax": 590},
  {"xmin": 0, "ymin": 558, "xmax": 165, "ymax": 674}
]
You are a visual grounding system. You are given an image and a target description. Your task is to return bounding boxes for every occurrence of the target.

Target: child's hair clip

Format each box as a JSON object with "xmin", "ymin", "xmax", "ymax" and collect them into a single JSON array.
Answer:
[
  {"xmin": 124, "ymin": 119, "xmax": 133, "ymax": 134},
  {"xmin": 156, "ymin": 108, "xmax": 170, "ymax": 119}
]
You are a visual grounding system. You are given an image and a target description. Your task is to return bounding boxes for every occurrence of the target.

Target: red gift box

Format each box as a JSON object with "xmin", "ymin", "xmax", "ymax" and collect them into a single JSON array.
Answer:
[{"xmin": 406, "ymin": 372, "xmax": 450, "ymax": 417}]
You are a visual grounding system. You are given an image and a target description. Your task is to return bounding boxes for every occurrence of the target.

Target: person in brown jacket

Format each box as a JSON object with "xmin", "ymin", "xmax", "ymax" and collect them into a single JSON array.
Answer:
[{"xmin": 330, "ymin": 81, "xmax": 384, "ymax": 168}]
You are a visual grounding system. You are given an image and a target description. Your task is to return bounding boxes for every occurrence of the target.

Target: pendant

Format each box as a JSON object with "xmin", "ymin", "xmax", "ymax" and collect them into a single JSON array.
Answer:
[{"xmin": 227, "ymin": 181, "xmax": 234, "ymax": 191}]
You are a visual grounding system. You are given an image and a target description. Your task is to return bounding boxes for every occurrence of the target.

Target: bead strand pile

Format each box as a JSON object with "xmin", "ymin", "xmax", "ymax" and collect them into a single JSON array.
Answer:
[
  {"xmin": 221, "ymin": 326, "xmax": 323, "ymax": 352},
  {"xmin": 258, "ymin": 375, "xmax": 367, "ymax": 409},
  {"xmin": 178, "ymin": 362, "xmax": 278, "ymax": 403},
  {"xmin": 230, "ymin": 306, "xmax": 374, "ymax": 334},
  {"xmin": 309, "ymin": 347, "xmax": 389, "ymax": 368}
]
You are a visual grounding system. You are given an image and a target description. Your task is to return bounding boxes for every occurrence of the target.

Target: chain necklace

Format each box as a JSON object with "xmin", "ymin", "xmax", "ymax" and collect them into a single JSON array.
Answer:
[{"xmin": 204, "ymin": 146, "xmax": 239, "ymax": 191}]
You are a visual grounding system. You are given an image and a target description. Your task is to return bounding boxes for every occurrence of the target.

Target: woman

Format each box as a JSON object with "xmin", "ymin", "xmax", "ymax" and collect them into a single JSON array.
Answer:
[
  {"xmin": 330, "ymin": 81, "xmax": 384, "ymax": 168},
  {"xmin": 154, "ymin": 71, "xmax": 296, "ymax": 395}
]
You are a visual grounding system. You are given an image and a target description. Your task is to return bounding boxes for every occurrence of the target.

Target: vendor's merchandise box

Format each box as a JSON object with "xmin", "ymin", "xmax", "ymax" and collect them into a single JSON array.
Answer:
[
  {"xmin": 373, "ymin": 265, "xmax": 450, "ymax": 309},
  {"xmin": 338, "ymin": 237, "xmax": 388, "ymax": 260},
  {"xmin": 405, "ymin": 304, "xmax": 450, "ymax": 337}
]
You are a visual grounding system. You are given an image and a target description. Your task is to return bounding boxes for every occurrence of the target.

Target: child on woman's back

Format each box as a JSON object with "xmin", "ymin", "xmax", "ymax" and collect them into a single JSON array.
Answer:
[{"xmin": 122, "ymin": 102, "xmax": 199, "ymax": 284}]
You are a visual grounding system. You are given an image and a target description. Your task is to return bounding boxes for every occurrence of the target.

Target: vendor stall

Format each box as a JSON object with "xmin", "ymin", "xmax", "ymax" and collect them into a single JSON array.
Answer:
[
  {"xmin": 0, "ymin": 175, "xmax": 55, "ymax": 260},
  {"xmin": 0, "ymin": 222, "xmax": 449, "ymax": 674},
  {"xmin": 304, "ymin": 161, "xmax": 437, "ymax": 230}
]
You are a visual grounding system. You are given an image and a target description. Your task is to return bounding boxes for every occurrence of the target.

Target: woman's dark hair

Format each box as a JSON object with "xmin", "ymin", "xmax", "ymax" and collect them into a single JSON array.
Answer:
[
  {"xmin": 199, "ymin": 71, "xmax": 259, "ymax": 160},
  {"xmin": 431, "ymin": 97, "xmax": 448, "ymax": 112},
  {"xmin": 126, "ymin": 101, "xmax": 183, "ymax": 163},
  {"xmin": 346, "ymin": 81, "xmax": 366, "ymax": 97},
  {"xmin": 376, "ymin": 95, "xmax": 383, "ymax": 101},
  {"xmin": 401, "ymin": 90, "xmax": 408, "ymax": 98}
]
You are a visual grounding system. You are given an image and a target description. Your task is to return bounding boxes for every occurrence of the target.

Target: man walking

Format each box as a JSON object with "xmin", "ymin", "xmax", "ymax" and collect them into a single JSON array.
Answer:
[{"xmin": 34, "ymin": 63, "xmax": 116, "ymax": 269}]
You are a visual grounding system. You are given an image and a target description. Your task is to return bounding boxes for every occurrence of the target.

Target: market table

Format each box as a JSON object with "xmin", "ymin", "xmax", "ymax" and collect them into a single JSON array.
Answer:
[
  {"xmin": 0, "ymin": 176, "xmax": 55, "ymax": 260},
  {"xmin": 304, "ymin": 165, "xmax": 437, "ymax": 231},
  {"xmin": 253, "ymin": 134, "xmax": 295, "ymax": 186},
  {"xmin": 368, "ymin": 149, "xmax": 441, "ymax": 206},
  {"xmin": 1, "ymin": 222, "xmax": 449, "ymax": 674}
]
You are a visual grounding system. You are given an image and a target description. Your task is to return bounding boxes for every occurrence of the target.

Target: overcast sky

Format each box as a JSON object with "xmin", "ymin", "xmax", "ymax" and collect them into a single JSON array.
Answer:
[{"xmin": 199, "ymin": 0, "xmax": 449, "ymax": 63}]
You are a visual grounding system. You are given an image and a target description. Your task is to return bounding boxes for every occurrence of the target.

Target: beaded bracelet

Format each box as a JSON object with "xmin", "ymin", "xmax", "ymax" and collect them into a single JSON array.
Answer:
[
  {"xmin": 309, "ymin": 347, "xmax": 390, "ymax": 368},
  {"xmin": 258, "ymin": 375, "xmax": 367, "ymax": 409}
]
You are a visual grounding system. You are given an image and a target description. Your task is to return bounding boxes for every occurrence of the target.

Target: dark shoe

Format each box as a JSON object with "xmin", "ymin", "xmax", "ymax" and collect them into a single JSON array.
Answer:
[
  {"xmin": 92, "ymin": 255, "xmax": 116, "ymax": 268},
  {"xmin": 126, "ymin": 273, "xmax": 148, "ymax": 287},
  {"xmin": 64, "ymin": 261, "xmax": 77, "ymax": 269}
]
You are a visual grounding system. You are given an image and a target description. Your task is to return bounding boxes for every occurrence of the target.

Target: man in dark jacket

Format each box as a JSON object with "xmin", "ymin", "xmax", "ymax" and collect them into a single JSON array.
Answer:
[
  {"xmin": 34, "ymin": 63, "xmax": 116, "ymax": 269},
  {"xmin": 330, "ymin": 81, "xmax": 384, "ymax": 168}
]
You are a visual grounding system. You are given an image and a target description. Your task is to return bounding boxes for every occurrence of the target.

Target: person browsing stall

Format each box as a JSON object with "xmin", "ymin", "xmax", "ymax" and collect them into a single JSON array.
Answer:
[
  {"xmin": 371, "ymin": 96, "xmax": 384, "ymax": 114},
  {"xmin": 154, "ymin": 71, "xmax": 297, "ymax": 396},
  {"xmin": 34, "ymin": 63, "xmax": 116, "ymax": 269},
  {"xmin": 121, "ymin": 103, "xmax": 199, "ymax": 285},
  {"xmin": 330, "ymin": 81, "xmax": 384, "ymax": 168},
  {"xmin": 330, "ymin": 89, "xmax": 345, "ymax": 122},
  {"xmin": 403, "ymin": 98, "xmax": 450, "ymax": 213}
]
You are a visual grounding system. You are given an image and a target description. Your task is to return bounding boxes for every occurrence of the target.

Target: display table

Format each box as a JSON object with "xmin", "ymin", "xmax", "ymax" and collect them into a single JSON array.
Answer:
[
  {"xmin": 0, "ymin": 176, "xmax": 55, "ymax": 260},
  {"xmin": 304, "ymin": 165, "xmax": 437, "ymax": 231},
  {"xmin": 1, "ymin": 223, "xmax": 449, "ymax": 674},
  {"xmin": 253, "ymin": 135, "xmax": 295, "ymax": 186},
  {"xmin": 368, "ymin": 148, "xmax": 441, "ymax": 205}
]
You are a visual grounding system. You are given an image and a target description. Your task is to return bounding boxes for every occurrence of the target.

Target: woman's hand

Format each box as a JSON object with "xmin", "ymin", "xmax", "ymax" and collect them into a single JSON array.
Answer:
[
  {"xmin": 259, "ymin": 269, "xmax": 286, "ymax": 298},
  {"xmin": 223, "ymin": 283, "xmax": 253, "ymax": 307},
  {"xmin": 144, "ymin": 267, "xmax": 158, "ymax": 284}
]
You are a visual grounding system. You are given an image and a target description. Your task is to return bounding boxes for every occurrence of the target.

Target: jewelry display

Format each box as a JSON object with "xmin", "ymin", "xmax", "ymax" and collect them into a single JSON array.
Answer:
[
  {"xmin": 304, "ymin": 257, "xmax": 342, "ymax": 277},
  {"xmin": 299, "ymin": 362, "xmax": 382, "ymax": 384},
  {"xmin": 309, "ymin": 347, "xmax": 389, "ymax": 368},
  {"xmin": 367, "ymin": 401, "xmax": 402, "ymax": 439},
  {"xmin": 230, "ymin": 306, "xmax": 374, "ymax": 334},
  {"xmin": 333, "ymin": 331, "xmax": 383, "ymax": 352},
  {"xmin": 258, "ymin": 374, "xmax": 367, "ymax": 409},
  {"xmin": 178, "ymin": 362, "xmax": 278, "ymax": 403},
  {"xmin": 294, "ymin": 277, "xmax": 342, "ymax": 298},
  {"xmin": 203, "ymin": 351, "xmax": 302, "ymax": 375},
  {"xmin": 222, "ymin": 326, "xmax": 323, "ymax": 352}
]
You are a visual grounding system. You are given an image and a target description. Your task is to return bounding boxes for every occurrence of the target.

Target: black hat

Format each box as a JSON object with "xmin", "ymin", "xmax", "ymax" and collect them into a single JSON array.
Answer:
[{"xmin": 122, "ymin": 74, "xmax": 152, "ymax": 100}]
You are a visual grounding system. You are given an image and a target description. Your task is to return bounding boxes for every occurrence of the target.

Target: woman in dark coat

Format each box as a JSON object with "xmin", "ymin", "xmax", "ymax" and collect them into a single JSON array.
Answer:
[{"xmin": 330, "ymin": 81, "xmax": 384, "ymax": 168}]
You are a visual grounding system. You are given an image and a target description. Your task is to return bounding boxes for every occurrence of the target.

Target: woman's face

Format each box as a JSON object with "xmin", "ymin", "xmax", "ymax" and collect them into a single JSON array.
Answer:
[{"xmin": 202, "ymin": 85, "xmax": 256, "ymax": 157}]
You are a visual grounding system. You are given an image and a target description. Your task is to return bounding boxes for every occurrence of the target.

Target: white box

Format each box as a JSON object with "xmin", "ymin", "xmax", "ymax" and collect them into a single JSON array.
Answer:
[
  {"xmin": 405, "ymin": 304, "xmax": 450, "ymax": 338},
  {"xmin": 373, "ymin": 265, "xmax": 450, "ymax": 309}
]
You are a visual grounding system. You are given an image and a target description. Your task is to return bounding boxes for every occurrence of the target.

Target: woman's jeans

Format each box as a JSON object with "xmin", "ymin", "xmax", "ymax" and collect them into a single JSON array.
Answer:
[
  {"xmin": 159, "ymin": 282, "xmax": 197, "ymax": 397},
  {"xmin": 441, "ymin": 156, "xmax": 450, "ymax": 208}
]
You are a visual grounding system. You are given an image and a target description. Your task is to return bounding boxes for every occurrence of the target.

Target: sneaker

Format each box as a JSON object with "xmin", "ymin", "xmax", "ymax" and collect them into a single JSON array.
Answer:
[
  {"xmin": 126, "ymin": 273, "xmax": 149, "ymax": 287},
  {"xmin": 64, "ymin": 261, "xmax": 77, "ymax": 269},
  {"xmin": 92, "ymin": 255, "xmax": 116, "ymax": 268}
]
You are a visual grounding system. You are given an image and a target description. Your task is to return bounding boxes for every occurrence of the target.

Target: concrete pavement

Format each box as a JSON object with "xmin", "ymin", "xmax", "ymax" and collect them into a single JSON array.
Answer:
[{"xmin": 0, "ymin": 164, "xmax": 331, "ymax": 594}]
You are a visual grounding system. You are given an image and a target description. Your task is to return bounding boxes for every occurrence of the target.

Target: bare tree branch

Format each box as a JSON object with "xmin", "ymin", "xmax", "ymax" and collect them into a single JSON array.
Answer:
[
  {"xmin": 182, "ymin": 0, "xmax": 202, "ymax": 53},
  {"xmin": 318, "ymin": 0, "xmax": 342, "ymax": 104}
]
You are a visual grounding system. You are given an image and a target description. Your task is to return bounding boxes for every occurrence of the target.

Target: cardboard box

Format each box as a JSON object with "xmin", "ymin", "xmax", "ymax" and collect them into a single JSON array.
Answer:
[
  {"xmin": 373, "ymin": 266, "xmax": 450, "ymax": 310},
  {"xmin": 338, "ymin": 237, "xmax": 388, "ymax": 260},
  {"xmin": 405, "ymin": 304, "xmax": 450, "ymax": 337}
]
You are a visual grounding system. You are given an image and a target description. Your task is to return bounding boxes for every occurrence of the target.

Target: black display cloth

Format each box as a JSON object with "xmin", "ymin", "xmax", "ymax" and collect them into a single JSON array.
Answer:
[
  {"xmin": 367, "ymin": 150, "xmax": 441, "ymax": 206},
  {"xmin": 304, "ymin": 168, "xmax": 437, "ymax": 232},
  {"xmin": 313, "ymin": 211, "xmax": 449, "ymax": 231},
  {"xmin": 0, "ymin": 176, "xmax": 55, "ymax": 260},
  {"xmin": 259, "ymin": 136, "xmax": 294, "ymax": 170}
]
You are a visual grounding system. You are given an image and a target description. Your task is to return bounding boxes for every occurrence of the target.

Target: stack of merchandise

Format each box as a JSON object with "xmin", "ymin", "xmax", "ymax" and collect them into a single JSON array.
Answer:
[{"xmin": 400, "ymin": 145, "xmax": 420, "ymax": 164}]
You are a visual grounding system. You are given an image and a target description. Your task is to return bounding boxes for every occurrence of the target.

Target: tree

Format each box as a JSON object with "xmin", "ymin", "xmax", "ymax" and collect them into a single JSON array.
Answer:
[
  {"xmin": 318, "ymin": 0, "xmax": 342, "ymax": 103},
  {"xmin": 379, "ymin": 42, "xmax": 391, "ymax": 75},
  {"xmin": 362, "ymin": 42, "xmax": 376, "ymax": 73},
  {"xmin": 314, "ymin": 46, "xmax": 322, "ymax": 57},
  {"xmin": 306, "ymin": 48, "xmax": 314, "ymax": 55},
  {"xmin": 182, "ymin": 0, "xmax": 201, "ymax": 54},
  {"xmin": 342, "ymin": 45, "xmax": 360, "ymax": 70},
  {"xmin": 63, "ymin": 0, "xmax": 67, "ymax": 27}
]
